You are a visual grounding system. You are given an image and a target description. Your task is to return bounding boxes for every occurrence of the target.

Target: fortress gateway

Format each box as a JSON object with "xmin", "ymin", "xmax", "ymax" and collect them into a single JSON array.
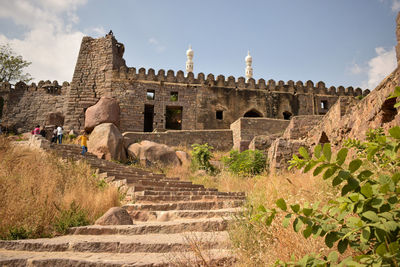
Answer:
[{"xmin": 0, "ymin": 34, "xmax": 368, "ymax": 143}]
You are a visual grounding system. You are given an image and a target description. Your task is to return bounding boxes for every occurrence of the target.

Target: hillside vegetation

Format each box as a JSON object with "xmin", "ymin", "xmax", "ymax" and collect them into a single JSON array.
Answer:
[{"xmin": 0, "ymin": 137, "xmax": 120, "ymax": 239}]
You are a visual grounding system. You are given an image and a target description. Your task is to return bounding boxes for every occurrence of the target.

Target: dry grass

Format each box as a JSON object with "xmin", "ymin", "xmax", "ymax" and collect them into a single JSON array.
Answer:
[
  {"xmin": 0, "ymin": 136, "xmax": 120, "ymax": 239},
  {"xmin": 162, "ymin": 151, "xmax": 352, "ymax": 266}
]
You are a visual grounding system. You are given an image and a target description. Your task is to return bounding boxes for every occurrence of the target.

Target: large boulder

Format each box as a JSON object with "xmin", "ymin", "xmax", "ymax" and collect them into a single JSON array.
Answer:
[
  {"xmin": 95, "ymin": 207, "xmax": 133, "ymax": 225},
  {"xmin": 85, "ymin": 97, "xmax": 120, "ymax": 132},
  {"xmin": 88, "ymin": 123, "xmax": 126, "ymax": 161},
  {"xmin": 127, "ymin": 140, "xmax": 180, "ymax": 166}
]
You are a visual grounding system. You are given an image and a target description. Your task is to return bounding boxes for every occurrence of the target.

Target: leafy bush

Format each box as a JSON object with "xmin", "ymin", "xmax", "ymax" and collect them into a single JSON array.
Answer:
[
  {"xmin": 222, "ymin": 149, "xmax": 266, "ymax": 176},
  {"xmin": 252, "ymin": 125, "xmax": 400, "ymax": 266},
  {"xmin": 191, "ymin": 143, "xmax": 216, "ymax": 174},
  {"xmin": 54, "ymin": 202, "xmax": 90, "ymax": 234}
]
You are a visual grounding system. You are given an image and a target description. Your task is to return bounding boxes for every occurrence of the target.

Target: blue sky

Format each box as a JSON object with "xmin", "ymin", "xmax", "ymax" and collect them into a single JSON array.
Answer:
[{"xmin": 0, "ymin": 0, "xmax": 399, "ymax": 89}]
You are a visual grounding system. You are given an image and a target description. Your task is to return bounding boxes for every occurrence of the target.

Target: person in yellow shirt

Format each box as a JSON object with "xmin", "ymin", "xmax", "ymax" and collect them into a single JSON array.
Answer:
[{"xmin": 77, "ymin": 130, "xmax": 89, "ymax": 156}]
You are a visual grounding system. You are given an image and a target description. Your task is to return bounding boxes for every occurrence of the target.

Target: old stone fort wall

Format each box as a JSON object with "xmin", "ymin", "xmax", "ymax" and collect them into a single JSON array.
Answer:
[{"xmin": 0, "ymin": 34, "xmax": 369, "ymax": 148}]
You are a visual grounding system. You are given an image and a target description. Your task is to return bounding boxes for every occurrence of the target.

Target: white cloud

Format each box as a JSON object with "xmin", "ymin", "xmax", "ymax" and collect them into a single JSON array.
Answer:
[
  {"xmin": 349, "ymin": 62, "xmax": 363, "ymax": 75},
  {"xmin": 367, "ymin": 47, "xmax": 397, "ymax": 88},
  {"xmin": 379, "ymin": 0, "xmax": 400, "ymax": 11},
  {"xmin": 148, "ymin": 37, "xmax": 166, "ymax": 53},
  {"xmin": 392, "ymin": 0, "xmax": 400, "ymax": 11},
  {"xmin": 0, "ymin": 0, "xmax": 89, "ymax": 83}
]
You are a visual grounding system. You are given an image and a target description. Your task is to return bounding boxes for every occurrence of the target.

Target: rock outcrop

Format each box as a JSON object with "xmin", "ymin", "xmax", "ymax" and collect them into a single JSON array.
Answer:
[
  {"xmin": 95, "ymin": 207, "xmax": 133, "ymax": 225},
  {"xmin": 127, "ymin": 140, "xmax": 181, "ymax": 166},
  {"xmin": 84, "ymin": 97, "xmax": 120, "ymax": 132},
  {"xmin": 88, "ymin": 123, "xmax": 126, "ymax": 161}
]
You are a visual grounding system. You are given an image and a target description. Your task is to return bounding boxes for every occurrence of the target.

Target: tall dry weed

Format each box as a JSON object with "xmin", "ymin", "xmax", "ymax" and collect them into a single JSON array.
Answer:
[
  {"xmin": 0, "ymin": 136, "xmax": 119, "ymax": 239},
  {"xmin": 164, "ymin": 156, "xmax": 344, "ymax": 265}
]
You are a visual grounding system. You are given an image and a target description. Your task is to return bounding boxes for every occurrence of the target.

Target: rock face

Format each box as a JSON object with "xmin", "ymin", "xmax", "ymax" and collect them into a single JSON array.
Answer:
[
  {"xmin": 127, "ymin": 140, "xmax": 180, "ymax": 166},
  {"xmin": 85, "ymin": 97, "xmax": 120, "ymax": 132},
  {"xmin": 88, "ymin": 123, "xmax": 126, "ymax": 161},
  {"xmin": 95, "ymin": 207, "xmax": 133, "ymax": 225}
]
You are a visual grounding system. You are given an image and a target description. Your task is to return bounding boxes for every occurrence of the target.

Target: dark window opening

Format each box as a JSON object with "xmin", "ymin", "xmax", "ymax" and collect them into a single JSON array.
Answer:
[
  {"xmin": 319, "ymin": 131, "xmax": 330, "ymax": 144},
  {"xmin": 283, "ymin": 111, "xmax": 292, "ymax": 120},
  {"xmin": 321, "ymin": 100, "xmax": 328, "ymax": 110},
  {"xmin": 381, "ymin": 98, "xmax": 397, "ymax": 123},
  {"xmin": 216, "ymin": 110, "xmax": 223, "ymax": 120},
  {"xmin": 144, "ymin": 104, "xmax": 154, "ymax": 132},
  {"xmin": 244, "ymin": 109, "xmax": 262, "ymax": 117},
  {"xmin": 166, "ymin": 106, "xmax": 182, "ymax": 130},
  {"xmin": 147, "ymin": 90, "xmax": 155, "ymax": 100},
  {"xmin": 170, "ymin": 92, "xmax": 178, "ymax": 101},
  {"xmin": 0, "ymin": 97, "xmax": 4, "ymax": 118}
]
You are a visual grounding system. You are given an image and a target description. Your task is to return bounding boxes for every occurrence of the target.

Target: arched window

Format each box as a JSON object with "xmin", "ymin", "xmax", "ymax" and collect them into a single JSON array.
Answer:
[{"xmin": 243, "ymin": 109, "xmax": 262, "ymax": 117}]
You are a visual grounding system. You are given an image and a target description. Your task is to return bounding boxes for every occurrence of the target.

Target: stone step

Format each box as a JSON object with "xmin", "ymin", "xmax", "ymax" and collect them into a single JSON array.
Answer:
[
  {"xmin": 134, "ymin": 195, "xmax": 246, "ymax": 202},
  {"xmin": 123, "ymin": 200, "xmax": 244, "ymax": 211},
  {"xmin": 130, "ymin": 185, "xmax": 218, "ymax": 192},
  {"xmin": 69, "ymin": 218, "xmax": 230, "ymax": 235},
  {"xmin": 0, "ymin": 232, "xmax": 230, "ymax": 254},
  {"xmin": 132, "ymin": 180, "xmax": 204, "ymax": 189},
  {"xmin": 137, "ymin": 190, "xmax": 245, "ymax": 197},
  {"xmin": 0, "ymin": 249, "xmax": 234, "ymax": 266},
  {"xmin": 129, "ymin": 208, "xmax": 241, "ymax": 222}
]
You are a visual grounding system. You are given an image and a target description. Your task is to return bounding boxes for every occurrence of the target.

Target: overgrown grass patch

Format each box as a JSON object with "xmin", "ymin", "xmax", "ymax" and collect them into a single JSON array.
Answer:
[{"xmin": 0, "ymin": 136, "xmax": 120, "ymax": 239}]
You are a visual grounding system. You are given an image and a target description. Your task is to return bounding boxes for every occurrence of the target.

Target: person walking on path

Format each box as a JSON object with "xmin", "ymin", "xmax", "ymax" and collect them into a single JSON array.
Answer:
[
  {"xmin": 77, "ymin": 130, "xmax": 89, "ymax": 156},
  {"xmin": 57, "ymin": 125, "xmax": 63, "ymax": 144}
]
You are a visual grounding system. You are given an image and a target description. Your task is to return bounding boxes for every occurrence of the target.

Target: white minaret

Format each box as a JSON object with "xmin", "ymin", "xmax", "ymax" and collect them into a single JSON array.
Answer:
[
  {"xmin": 245, "ymin": 50, "xmax": 253, "ymax": 81},
  {"xmin": 186, "ymin": 45, "xmax": 194, "ymax": 73}
]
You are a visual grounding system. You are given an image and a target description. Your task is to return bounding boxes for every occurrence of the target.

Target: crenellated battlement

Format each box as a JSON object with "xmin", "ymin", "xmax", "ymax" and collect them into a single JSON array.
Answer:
[
  {"xmin": 0, "ymin": 80, "xmax": 69, "ymax": 95},
  {"xmin": 115, "ymin": 66, "xmax": 370, "ymax": 97}
]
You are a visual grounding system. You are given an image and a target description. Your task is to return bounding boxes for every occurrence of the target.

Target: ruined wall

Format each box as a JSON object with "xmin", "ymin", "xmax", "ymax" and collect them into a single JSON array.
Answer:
[
  {"xmin": 230, "ymin": 117, "xmax": 289, "ymax": 151},
  {"xmin": 0, "ymin": 81, "xmax": 67, "ymax": 132},
  {"xmin": 306, "ymin": 69, "xmax": 400, "ymax": 147},
  {"xmin": 63, "ymin": 34, "xmax": 126, "ymax": 131},
  {"xmin": 123, "ymin": 129, "xmax": 233, "ymax": 151},
  {"xmin": 108, "ymin": 63, "xmax": 368, "ymax": 133}
]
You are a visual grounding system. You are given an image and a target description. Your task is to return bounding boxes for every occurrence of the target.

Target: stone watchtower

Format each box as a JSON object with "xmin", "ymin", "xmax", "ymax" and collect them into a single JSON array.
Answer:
[{"xmin": 63, "ymin": 34, "xmax": 127, "ymax": 131}]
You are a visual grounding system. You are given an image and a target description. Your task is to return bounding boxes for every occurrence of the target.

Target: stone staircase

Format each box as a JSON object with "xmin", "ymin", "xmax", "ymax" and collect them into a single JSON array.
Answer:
[{"xmin": 0, "ymin": 143, "xmax": 245, "ymax": 266}]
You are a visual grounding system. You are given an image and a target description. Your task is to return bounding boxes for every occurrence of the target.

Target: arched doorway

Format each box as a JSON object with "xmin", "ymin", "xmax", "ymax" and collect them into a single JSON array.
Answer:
[{"xmin": 244, "ymin": 109, "xmax": 262, "ymax": 117}]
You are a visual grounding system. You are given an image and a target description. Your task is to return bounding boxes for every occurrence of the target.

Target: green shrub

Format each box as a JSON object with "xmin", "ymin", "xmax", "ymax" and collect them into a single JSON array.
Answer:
[
  {"xmin": 54, "ymin": 201, "xmax": 90, "ymax": 234},
  {"xmin": 191, "ymin": 143, "xmax": 216, "ymax": 174},
  {"xmin": 251, "ymin": 125, "xmax": 400, "ymax": 266},
  {"xmin": 7, "ymin": 226, "xmax": 31, "ymax": 240},
  {"xmin": 222, "ymin": 149, "xmax": 266, "ymax": 176}
]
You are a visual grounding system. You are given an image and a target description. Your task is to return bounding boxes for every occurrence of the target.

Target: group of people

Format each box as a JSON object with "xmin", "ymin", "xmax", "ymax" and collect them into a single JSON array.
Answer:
[
  {"xmin": 31, "ymin": 125, "xmax": 89, "ymax": 156},
  {"xmin": 51, "ymin": 125, "xmax": 64, "ymax": 144},
  {"xmin": 32, "ymin": 125, "xmax": 63, "ymax": 144}
]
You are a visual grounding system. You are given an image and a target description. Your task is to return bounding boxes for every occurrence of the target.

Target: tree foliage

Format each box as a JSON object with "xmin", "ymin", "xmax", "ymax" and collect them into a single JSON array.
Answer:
[
  {"xmin": 191, "ymin": 143, "xmax": 217, "ymax": 174},
  {"xmin": 0, "ymin": 44, "xmax": 32, "ymax": 83}
]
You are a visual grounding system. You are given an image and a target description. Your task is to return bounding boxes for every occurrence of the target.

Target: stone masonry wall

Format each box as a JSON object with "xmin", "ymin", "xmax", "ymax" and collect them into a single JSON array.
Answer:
[
  {"xmin": 63, "ymin": 34, "xmax": 126, "ymax": 131},
  {"xmin": 0, "ymin": 81, "xmax": 67, "ymax": 132},
  {"xmin": 123, "ymin": 129, "xmax": 233, "ymax": 151},
  {"xmin": 230, "ymin": 117, "xmax": 289, "ymax": 151}
]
